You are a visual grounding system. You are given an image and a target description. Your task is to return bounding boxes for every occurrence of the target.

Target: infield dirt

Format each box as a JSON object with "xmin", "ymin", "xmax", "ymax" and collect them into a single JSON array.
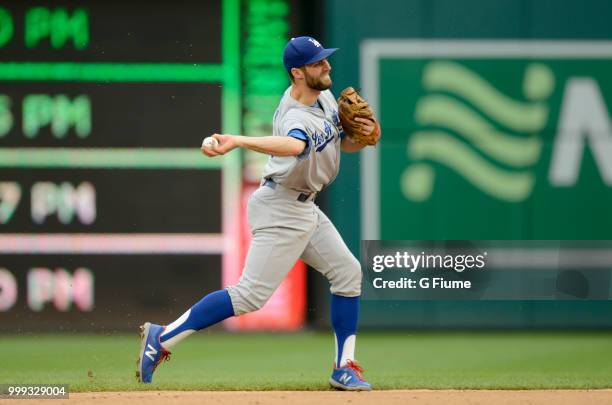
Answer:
[{"xmin": 14, "ymin": 389, "xmax": 612, "ymax": 405}]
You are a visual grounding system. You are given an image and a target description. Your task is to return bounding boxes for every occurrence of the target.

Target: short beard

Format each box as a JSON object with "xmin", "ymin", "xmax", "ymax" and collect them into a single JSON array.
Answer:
[{"xmin": 304, "ymin": 71, "xmax": 332, "ymax": 91}]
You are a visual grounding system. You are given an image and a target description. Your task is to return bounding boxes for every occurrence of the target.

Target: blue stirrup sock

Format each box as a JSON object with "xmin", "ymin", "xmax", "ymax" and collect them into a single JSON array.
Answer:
[
  {"xmin": 159, "ymin": 289, "xmax": 235, "ymax": 350},
  {"xmin": 331, "ymin": 294, "xmax": 360, "ymax": 368}
]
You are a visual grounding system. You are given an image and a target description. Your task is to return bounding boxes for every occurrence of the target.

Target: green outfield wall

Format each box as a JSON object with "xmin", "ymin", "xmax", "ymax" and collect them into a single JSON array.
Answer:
[{"xmin": 325, "ymin": 0, "xmax": 612, "ymax": 328}]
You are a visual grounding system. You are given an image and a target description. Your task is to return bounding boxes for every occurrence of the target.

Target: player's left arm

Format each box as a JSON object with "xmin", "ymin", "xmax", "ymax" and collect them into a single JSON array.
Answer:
[{"xmin": 341, "ymin": 117, "xmax": 381, "ymax": 153}]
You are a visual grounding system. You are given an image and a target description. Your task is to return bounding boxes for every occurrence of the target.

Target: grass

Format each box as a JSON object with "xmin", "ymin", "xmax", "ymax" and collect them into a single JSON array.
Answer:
[{"xmin": 1, "ymin": 331, "xmax": 612, "ymax": 391}]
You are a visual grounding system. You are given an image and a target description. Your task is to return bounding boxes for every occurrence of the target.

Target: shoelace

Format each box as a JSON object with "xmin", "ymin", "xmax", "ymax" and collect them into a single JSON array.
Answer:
[
  {"xmin": 152, "ymin": 350, "xmax": 171, "ymax": 373},
  {"xmin": 344, "ymin": 360, "xmax": 366, "ymax": 381}
]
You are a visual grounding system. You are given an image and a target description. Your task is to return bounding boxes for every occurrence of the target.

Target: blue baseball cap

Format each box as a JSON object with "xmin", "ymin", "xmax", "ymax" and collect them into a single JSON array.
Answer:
[{"xmin": 283, "ymin": 36, "xmax": 338, "ymax": 71}]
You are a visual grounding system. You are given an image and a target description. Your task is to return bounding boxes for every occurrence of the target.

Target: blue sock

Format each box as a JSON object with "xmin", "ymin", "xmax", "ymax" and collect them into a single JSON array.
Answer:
[
  {"xmin": 331, "ymin": 294, "xmax": 359, "ymax": 367},
  {"xmin": 159, "ymin": 289, "xmax": 235, "ymax": 349}
]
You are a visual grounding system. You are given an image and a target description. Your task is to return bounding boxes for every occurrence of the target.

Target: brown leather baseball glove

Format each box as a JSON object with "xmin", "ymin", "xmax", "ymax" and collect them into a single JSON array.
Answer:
[{"xmin": 337, "ymin": 87, "xmax": 380, "ymax": 146}]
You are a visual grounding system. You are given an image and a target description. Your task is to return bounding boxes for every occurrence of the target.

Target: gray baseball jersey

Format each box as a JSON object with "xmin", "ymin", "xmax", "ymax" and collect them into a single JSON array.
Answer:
[
  {"xmin": 226, "ymin": 85, "xmax": 361, "ymax": 317},
  {"xmin": 262, "ymin": 87, "xmax": 343, "ymax": 193}
]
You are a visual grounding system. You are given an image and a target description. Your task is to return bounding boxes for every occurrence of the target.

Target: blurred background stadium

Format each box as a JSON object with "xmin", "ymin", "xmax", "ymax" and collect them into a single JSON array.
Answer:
[{"xmin": 1, "ymin": 0, "xmax": 612, "ymax": 391}]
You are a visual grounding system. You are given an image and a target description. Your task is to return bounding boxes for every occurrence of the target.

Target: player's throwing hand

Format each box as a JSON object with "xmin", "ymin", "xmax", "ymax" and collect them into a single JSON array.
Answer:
[{"xmin": 201, "ymin": 134, "xmax": 238, "ymax": 157}]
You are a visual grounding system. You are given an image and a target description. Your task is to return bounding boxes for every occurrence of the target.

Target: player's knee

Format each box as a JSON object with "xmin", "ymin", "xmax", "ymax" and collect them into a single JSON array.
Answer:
[
  {"xmin": 347, "ymin": 256, "xmax": 363, "ymax": 291},
  {"xmin": 330, "ymin": 256, "xmax": 362, "ymax": 296},
  {"xmin": 240, "ymin": 295, "xmax": 268, "ymax": 314},
  {"xmin": 226, "ymin": 283, "xmax": 270, "ymax": 316}
]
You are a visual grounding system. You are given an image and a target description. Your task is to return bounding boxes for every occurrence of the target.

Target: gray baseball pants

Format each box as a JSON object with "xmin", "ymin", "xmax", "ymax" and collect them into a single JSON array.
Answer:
[{"xmin": 226, "ymin": 184, "xmax": 362, "ymax": 316}]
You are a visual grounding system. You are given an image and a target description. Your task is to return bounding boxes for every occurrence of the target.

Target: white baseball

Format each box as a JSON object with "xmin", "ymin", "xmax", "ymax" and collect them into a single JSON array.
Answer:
[{"xmin": 202, "ymin": 137, "xmax": 218, "ymax": 148}]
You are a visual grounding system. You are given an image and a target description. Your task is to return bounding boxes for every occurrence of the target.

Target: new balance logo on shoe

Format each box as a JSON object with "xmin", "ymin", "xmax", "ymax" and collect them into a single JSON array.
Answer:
[
  {"xmin": 145, "ymin": 344, "xmax": 158, "ymax": 361},
  {"xmin": 339, "ymin": 373, "xmax": 352, "ymax": 384}
]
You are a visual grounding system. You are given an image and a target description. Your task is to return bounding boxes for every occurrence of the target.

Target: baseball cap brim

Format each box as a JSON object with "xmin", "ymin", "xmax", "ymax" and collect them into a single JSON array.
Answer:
[{"xmin": 303, "ymin": 47, "xmax": 338, "ymax": 65}]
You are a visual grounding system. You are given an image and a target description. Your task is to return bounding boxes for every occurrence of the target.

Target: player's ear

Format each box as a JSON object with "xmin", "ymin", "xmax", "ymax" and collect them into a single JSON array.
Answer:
[{"xmin": 290, "ymin": 67, "xmax": 303, "ymax": 81}]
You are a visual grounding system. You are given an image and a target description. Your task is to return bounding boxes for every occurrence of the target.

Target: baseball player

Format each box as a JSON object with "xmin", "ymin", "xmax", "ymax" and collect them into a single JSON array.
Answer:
[{"xmin": 137, "ymin": 36, "xmax": 380, "ymax": 391}]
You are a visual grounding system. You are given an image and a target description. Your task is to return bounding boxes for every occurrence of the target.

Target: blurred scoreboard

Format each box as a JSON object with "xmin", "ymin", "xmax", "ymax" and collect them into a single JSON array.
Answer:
[{"xmin": 0, "ymin": 1, "xmax": 242, "ymax": 330}]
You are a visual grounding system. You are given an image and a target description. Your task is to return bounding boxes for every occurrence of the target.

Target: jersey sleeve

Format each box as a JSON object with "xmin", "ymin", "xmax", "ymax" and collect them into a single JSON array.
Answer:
[
  {"xmin": 281, "ymin": 110, "xmax": 308, "ymax": 136},
  {"xmin": 288, "ymin": 128, "xmax": 309, "ymax": 145},
  {"xmin": 281, "ymin": 111, "xmax": 310, "ymax": 159}
]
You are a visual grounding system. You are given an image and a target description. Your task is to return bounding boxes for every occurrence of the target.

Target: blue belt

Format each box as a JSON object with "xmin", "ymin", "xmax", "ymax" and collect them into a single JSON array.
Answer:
[{"xmin": 263, "ymin": 179, "xmax": 314, "ymax": 202}]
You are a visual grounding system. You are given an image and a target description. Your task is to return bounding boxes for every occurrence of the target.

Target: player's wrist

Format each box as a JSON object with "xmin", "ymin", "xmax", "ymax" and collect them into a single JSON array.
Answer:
[{"xmin": 232, "ymin": 135, "xmax": 245, "ymax": 149}]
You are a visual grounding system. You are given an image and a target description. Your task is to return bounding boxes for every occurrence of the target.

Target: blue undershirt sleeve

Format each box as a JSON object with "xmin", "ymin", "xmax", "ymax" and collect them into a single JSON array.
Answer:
[
  {"xmin": 288, "ymin": 128, "xmax": 310, "ymax": 160},
  {"xmin": 288, "ymin": 128, "xmax": 309, "ymax": 146}
]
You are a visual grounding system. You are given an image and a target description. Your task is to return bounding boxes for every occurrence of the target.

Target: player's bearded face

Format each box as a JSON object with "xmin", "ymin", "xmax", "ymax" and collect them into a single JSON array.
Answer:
[{"xmin": 303, "ymin": 60, "xmax": 332, "ymax": 91}]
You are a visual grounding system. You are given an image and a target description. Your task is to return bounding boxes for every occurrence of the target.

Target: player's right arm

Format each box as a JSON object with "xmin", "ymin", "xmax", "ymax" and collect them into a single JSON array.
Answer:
[{"xmin": 201, "ymin": 133, "xmax": 306, "ymax": 157}]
